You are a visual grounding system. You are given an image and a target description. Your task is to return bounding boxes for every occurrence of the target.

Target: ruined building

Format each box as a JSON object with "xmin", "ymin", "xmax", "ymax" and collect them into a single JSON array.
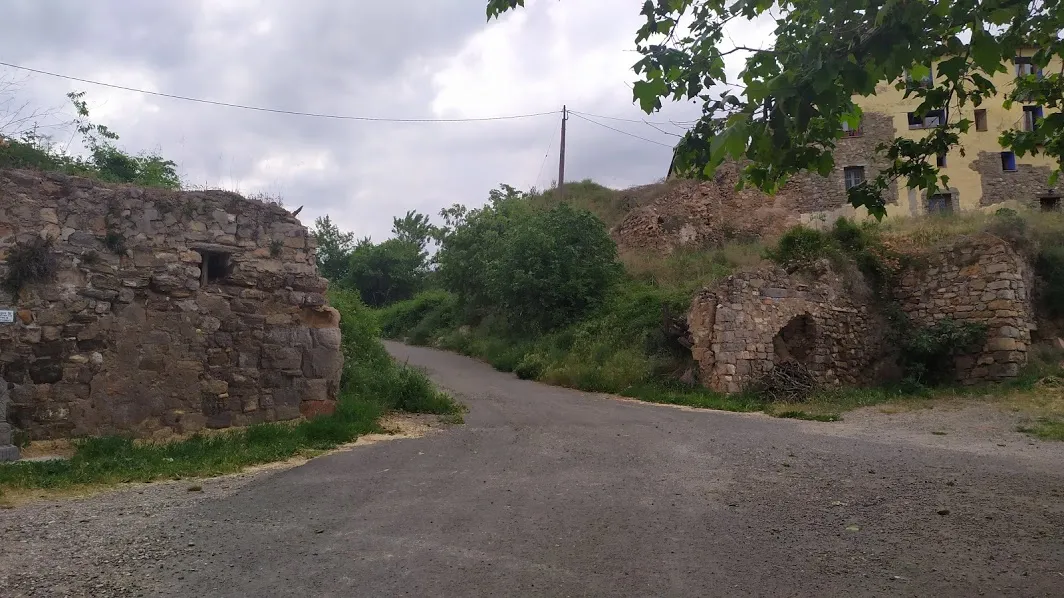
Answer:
[
  {"xmin": 687, "ymin": 234, "xmax": 1035, "ymax": 393},
  {"xmin": 0, "ymin": 169, "xmax": 343, "ymax": 440}
]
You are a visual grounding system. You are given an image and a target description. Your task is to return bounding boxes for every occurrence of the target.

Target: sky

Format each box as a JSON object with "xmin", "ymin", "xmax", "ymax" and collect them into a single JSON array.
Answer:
[{"xmin": 0, "ymin": 0, "xmax": 766, "ymax": 240}]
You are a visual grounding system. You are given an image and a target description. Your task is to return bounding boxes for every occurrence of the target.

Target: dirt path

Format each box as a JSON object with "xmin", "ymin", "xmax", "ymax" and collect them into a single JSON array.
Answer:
[{"xmin": 2, "ymin": 342, "xmax": 1063, "ymax": 597}]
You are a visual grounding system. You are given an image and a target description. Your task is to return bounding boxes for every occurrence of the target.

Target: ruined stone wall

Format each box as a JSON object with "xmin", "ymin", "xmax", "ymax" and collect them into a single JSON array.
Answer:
[
  {"xmin": 894, "ymin": 234, "xmax": 1033, "ymax": 382},
  {"xmin": 688, "ymin": 267, "xmax": 885, "ymax": 393},
  {"xmin": 0, "ymin": 169, "xmax": 343, "ymax": 440},
  {"xmin": 0, "ymin": 378, "xmax": 16, "ymax": 461},
  {"xmin": 971, "ymin": 151, "xmax": 1056, "ymax": 209}
]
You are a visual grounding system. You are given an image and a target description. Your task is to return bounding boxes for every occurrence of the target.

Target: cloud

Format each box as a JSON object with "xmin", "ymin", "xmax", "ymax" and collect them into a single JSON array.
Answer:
[{"xmin": 0, "ymin": 0, "xmax": 769, "ymax": 241}]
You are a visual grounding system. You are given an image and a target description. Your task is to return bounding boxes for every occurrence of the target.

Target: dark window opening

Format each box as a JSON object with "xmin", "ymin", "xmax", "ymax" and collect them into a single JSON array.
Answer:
[
  {"xmin": 974, "ymin": 109, "xmax": 988, "ymax": 132},
  {"xmin": 1022, "ymin": 105, "xmax": 1043, "ymax": 132},
  {"xmin": 927, "ymin": 193, "xmax": 954, "ymax": 214},
  {"xmin": 936, "ymin": 152, "xmax": 947, "ymax": 167},
  {"xmin": 1015, "ymin": 56, "xmax": 1042, "ymax": 78},
  {"xmin": 773, "ymin": 314, "xmax": 817, "ymax": 364},
  {"xmin": 1001, "ymin": 151, "xmax": 1017, "ymax": 172},
  {"xmin": 843, "ymin": 166, "xmax": 865, "ymax": 190},
  {"xmin": 1041, "ymin": 196, "xmax": 1061, "ymax": 212},
  {"xmin": 908, "ymin": 108, "xmax": 946, "ymax": 129},
  {"xmin": 201, "ymin": 251, "xmax": 231, "ymax": 285}
]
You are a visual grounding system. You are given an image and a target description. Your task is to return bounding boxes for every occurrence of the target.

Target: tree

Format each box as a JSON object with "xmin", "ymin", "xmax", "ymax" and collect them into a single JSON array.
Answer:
[
  {"xmin": 489, "ymin": 203, "xmax": 621, "ymax": 332},
  {"xmin": 346, "ymin": 238, "xmax": 426, "ymax": 307},
  {"xmin": 311, "ymin": 215, "xmax": 356, "ymax": 281},
  {"xmin": 391, "ymin": 210, "xmax": 437, "ymax": 253},
  {"xmin": 487, "ymin": 0, "xmax": 1064, "ymax": 218}
]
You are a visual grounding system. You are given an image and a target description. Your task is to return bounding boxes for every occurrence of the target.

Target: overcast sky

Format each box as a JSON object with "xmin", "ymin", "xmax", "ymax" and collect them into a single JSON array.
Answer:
[{"xmin": 0, "ymin": 0, "xmax": 766, "ymax": 240}]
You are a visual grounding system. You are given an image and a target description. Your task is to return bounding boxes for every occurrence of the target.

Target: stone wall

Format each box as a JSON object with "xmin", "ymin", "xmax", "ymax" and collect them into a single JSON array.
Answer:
[
  {"xmin": 894, "ymin": 234, "xmax": 1034, "ymax": 382},
  {"xmin": 971, "ymin": 151, "xmax": 1056, "ymax": 209},
  {"xmin": 688, "ymin": 266, "xmax": 885, "ymax": 393},
  {"xmin": 0, "ymin": 378, "xmax": 17, "ymax": 461},
  {"xmin": 0, "ymin": 169, "xmax": 343, "ymax": 440}
]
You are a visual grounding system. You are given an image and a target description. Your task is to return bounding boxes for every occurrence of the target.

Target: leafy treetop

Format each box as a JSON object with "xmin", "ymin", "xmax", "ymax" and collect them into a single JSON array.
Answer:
[{"xmin": 487, "ymin": 0, "xmax": 1064, "ymax": 218}]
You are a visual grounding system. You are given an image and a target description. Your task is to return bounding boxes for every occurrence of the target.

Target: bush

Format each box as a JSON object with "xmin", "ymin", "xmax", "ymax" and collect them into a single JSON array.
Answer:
[
  {"xmin": 345, "ymin": 238, "xmax": 426, "ymax": 307},
  {"xmin": 765, "ymin": 226, "xmax": 839, "ymax": 270},
  {"xmin": 1035, "ymin": 245, "xmax": 1064, "ymax": 319},
  {"xmin": 487, "ymin": 204, "xmax": 622, "ymax": 333},
  {"xmin": 894, "ymin": 315, "xmax": 988, "ymax": 385},
  {"xmin": 377, "ymin": 290, "xmax": 459, "ymax": 343},
  {"xmin": 2, "ymin": 236, "xmax": 58, "ymax": 294}
]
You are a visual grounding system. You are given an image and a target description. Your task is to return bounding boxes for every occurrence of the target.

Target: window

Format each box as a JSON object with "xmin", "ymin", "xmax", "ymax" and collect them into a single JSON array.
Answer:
[
  {"xmin": 927, "ymin": 193, "xmax": 954, "ymax": 214},
  {"xmin": 936, "ymin": 152, "xmax": 947, "ymax": 167},
  {"xmin": 843, "ymin": 166, "xmax": 865, "ymax": 190},
  {"xmin": 1041, "ymin": 196, "xmax": 1061, "ymax": 212},
  {"xmin": 1022, "ymin": 105, "xmax": 1043, "ymax": 132},
  {"xmin": 908, "ymin": 108, "xmax": 946, "ymax": 129},
  {"xmin": 1015, "ymin": 56, "xmax": 1043, "ymax": 78},
  {"xmin": 842, "ymin": 119, "xmax": 862, "ymax": 137},
  {"xmin": 200, "ymin": 250, "xmax": 232, "ymax": 285},
  {"xmin": 974, "ymin": 109, "xmax": 988, "ymax": 132},
  {"xmin": 1001, "ymin": 151, "xmax": 1017, "ymax": 172}
]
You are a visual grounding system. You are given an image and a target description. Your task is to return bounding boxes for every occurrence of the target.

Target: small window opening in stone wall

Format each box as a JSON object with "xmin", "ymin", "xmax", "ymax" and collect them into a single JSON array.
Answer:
[
  {"xmin": 974, "ymin": 109, "xmax": 988, "ymax": 132},
  {"xmin": 927, "ymin": 193, "xmax": 954, "ymax": 214},
  {"xmin": 844, "ymin": 166, "xmax": 865, "ymax": 190},
  {"xmin": 772, "ymin": 314, "xmax": 817, "ymax": 364},
  {"xmin": 1041, "ymin": 195, "xmax": 1061, "ymax": 212},
  {"xmin": 201, "ymin": 251, "xmax": 232, "ymax": 285},
  {"xmin": 1001, "ymin": 151, "xmax": 1017, "ymax": 172}
]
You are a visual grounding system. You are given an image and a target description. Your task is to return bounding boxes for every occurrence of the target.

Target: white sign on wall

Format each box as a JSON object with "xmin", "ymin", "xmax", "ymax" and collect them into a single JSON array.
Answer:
[{"xmin": 0, "ymin": 310, "xmax": 14, "ymax": 324}]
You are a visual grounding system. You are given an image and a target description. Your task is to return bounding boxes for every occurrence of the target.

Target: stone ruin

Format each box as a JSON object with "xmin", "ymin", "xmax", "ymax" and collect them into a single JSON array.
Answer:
[
  {"xmin": 687, "ymin": 233, "xmax": 1035, "ymax": 393},
  {"xmin": 0, "ymin": 377, "xmax": 16, "ymax": 461},
  {"xmin": 0, "ymin": 169, "xmax": 343, "ymax": 441}
]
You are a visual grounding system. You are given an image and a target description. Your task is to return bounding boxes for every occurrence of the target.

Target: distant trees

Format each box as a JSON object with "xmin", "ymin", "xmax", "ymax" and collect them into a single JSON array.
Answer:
[{"xmin": 315, "ymin": 183, "xmax": 621, "ymax": 333}]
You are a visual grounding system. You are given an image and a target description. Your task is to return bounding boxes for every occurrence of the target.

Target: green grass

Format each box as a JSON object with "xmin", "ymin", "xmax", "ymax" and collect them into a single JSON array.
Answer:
[
  {"xmin": 1018, "ymin": 418, "xmax": 1064, "ymax": 441},
  {"xmin": 0, "ymin": 289, "xmax": 460, "ymax": 497}
]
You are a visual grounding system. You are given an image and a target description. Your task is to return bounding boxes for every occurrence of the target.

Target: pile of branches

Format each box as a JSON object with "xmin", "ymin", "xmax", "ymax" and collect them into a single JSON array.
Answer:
[{"xmin": 749, "ymin": 360, "xmax": 817, "ymax": 403}]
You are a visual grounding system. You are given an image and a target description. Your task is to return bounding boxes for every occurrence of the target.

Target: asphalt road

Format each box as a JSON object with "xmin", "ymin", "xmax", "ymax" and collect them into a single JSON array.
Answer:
[{"xmin": 142, "ymin": 342, "xmax": 1063, "ymax": 597}]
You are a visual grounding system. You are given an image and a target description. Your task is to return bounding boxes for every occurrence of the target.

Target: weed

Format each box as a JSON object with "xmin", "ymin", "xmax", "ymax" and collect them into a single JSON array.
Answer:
[
  {"xmin": 269, "ymin": 239, "xmax": 284, "ymax": 258},
  {"xmin": 774, "ymin": 411, "xmax": 841, "ymax": 422},
  {"xmin": 103, "ymin": 231, "xmax": 127, "ymax": 255},
  {"xmin": 2, "ymin": 236, "xmax": 58, "ymax": 294},
  {"xmin": 1017, "ymin": 418, "xmax": 1064, "ymax": 441}
]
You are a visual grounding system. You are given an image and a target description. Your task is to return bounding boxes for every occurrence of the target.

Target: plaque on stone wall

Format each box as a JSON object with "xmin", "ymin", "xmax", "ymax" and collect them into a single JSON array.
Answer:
[{"xmin": 0, "ymin": 310, "xmax": 13, "ymax": 323}]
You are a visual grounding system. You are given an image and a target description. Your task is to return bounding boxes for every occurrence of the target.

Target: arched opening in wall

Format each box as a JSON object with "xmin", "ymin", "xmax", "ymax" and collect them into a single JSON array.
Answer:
[{"xmin": 772, "ymin": 314, "xmax": 817, "ymax": 364}]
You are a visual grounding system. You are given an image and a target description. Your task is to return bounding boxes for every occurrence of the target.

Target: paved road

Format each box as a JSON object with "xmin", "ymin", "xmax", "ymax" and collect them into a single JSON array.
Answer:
[{"xmin": 139, "ymin": 343, "xmax": 1063, "ymax": 596}]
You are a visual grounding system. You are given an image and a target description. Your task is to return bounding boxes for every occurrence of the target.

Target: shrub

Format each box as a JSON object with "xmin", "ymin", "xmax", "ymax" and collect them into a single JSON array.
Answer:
[
  {"xmin": 1035, "ymin": 244, "xmax": 1064, "ymax": 319},
  {"xmin": 765, "ymin": 226, "xmax": 839, "ymax": 270},
  {"xmin": 488, "ymin": 204, "xmax": 622, "ymax": 333},
  {"xmin": 3, "ymin": 236, "xmax": 58, "ymax": 294},
  {"xmin": 377, "ymin": 290, "xmax": 459, "ymax": 343},
  {"xmin": 345, "ymin": 238, "xmax": 426, "ymax": 308},
  {"xmin": 894, "ymin": 315, "xmax": 988, "ymax": 385}
]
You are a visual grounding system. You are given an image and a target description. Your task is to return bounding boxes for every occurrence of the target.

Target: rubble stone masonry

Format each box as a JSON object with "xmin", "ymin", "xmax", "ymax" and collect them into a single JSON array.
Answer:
[
  {"xmin": 0, "ymin": 169, "xmax": 343, "ymax": 440},
  {"xmin": 894, "ymin": 234, "xmax": 1034, "ymax": 382}
]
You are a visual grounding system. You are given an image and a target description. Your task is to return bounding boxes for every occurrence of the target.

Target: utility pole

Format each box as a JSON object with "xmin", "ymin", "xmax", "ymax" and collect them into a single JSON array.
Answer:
[{"xmin": 557, "ymin": 105, "xmax": 567, "ymax": 198}]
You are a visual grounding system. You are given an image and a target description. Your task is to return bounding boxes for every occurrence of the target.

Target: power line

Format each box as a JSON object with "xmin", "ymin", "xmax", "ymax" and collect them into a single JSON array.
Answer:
[
  {"xmin": 0, "ymin": 61, "xmax": 561, "ymax": 123},
  {"xmin": 570, "ymin": 109, "xmax": 697, "ymax": 127},
  {"xmin": 569, "ymin": 112, "xmax": 675, "ymax": 148}
]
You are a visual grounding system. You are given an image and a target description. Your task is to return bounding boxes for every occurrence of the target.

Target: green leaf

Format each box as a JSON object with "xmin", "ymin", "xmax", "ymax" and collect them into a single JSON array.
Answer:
[
  {"xmin": 970, "ymin": 31, "xmax": 1002, "ymax": 73},
  {"xmin": 632, "ymin": 78, "xmax": 667, "ymax": 113}
]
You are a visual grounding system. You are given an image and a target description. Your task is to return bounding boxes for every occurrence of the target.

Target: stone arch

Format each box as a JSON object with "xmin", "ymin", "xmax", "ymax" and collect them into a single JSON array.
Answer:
[{"xmin": 772, "ymin": 314, "xmax": 817, "ymax": 364}]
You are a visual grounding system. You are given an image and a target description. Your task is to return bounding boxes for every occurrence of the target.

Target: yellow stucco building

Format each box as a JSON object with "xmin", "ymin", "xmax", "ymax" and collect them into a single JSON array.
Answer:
[{"xmin": 847, "ymin": 50, "xmax": 1061, "ymax": 220}]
